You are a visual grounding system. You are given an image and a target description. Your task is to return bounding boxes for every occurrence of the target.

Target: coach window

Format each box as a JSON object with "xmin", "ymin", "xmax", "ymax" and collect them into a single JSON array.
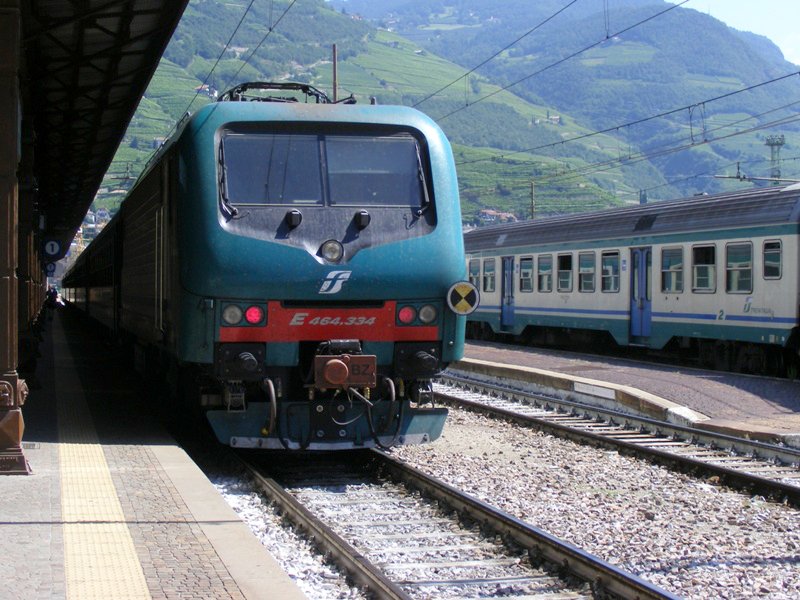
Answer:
[
  {"xmin": 726, "ymin": 243, "xmax": 752, "ymax": 293},
  {"xmin": 483, "ymin": 258, "xmax": 496, "ymax": 293},
  {"xmin": 538, "ymin": 255, "xmax": 553, "ymax": 292},
  {"xmin": 469, "ymin": 259, "xmax": 481, "ymax": 287},
  {"xmin": 579, "ymin": 252, "xmax": 595, "ymax": 292},
  {"xmin": 692, "ymin": 245, "xmax": 716, "ymax": 292},
  {"xmin": 661, "ymin": 248, "xmax": 683, "ymax": 293},
  {"xmin": 601, "ymin": 251, "xmax": 620, "ymax": 292},
  {"xmin": 519, "ymin": 257, "xmax": 534, "ymax": 292},
  {"xmin": 764, "ymin": 241, "xmax": 782, "ymax": 279},
  {"xmin": 557, "ymin": 254, "xmax": 573, "ymax": 292}
]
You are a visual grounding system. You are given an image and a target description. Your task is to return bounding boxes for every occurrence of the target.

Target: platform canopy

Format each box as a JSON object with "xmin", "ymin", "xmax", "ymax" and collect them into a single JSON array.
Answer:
[{"xmin": 21, "ymin": 0, "xmax": 189, "ymax": 260}]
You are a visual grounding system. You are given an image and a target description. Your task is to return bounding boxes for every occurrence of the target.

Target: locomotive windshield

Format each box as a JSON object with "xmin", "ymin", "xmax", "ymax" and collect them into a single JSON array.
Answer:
[{"xmin": 220, "ymin": 131, "xmax": 429, "ymax": 209}]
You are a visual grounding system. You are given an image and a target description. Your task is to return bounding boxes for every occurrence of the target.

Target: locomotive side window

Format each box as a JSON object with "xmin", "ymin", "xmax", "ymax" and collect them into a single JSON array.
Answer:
[
  {"xmin": 692, "ymin": 245, "xmax": 716, "ymax": 292},
  {"xmin": 483, "ymin": 258, "xmax": 496, "ymax": 293},
  {"xmin": 468, "ymin": 259, "xmax": 481, "ymax": 287},
  {"xmin": 538, "ymin": 255, "xmax": 553, "ymax": 292},
  {"xmin": 519, "ymin": 257, "xmax": 534, "ymax": 292},
  {"xmin": 601, "ymin": 251, "xmax": 620, "ymax": 292},
  {"xmin": 661, "ymin": 248, "xmax": 683, "ymax": 293},
  {"xmin": 557, "ymin": 254, "xmax": 573, "ymax": 293},
  {"xmin": 764, "ymin": 241, "xmax": 782, "ymax": 279},
  {"xmin": 726, "ymin": 243, "xmax": 752, "ymax": 293},
  {"xmin": 579, "ymin": 252, "xmax": 595, "ymax": 292}
]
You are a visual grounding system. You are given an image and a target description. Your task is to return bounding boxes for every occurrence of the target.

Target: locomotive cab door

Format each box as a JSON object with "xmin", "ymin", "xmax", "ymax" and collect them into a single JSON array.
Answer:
[
  {"xmin": 630, "ymin": 247, "xmax": 652, "ymax": 341},
  {"xmin": 500, "ymin": 256, "xmax": 515, "ymax": 329}
]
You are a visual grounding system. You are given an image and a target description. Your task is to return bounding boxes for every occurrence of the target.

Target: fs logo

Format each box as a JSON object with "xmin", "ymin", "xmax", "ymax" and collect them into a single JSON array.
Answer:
[{"xmin": 319, "ymin": 271, "xmax": 352, "ymax": 294}]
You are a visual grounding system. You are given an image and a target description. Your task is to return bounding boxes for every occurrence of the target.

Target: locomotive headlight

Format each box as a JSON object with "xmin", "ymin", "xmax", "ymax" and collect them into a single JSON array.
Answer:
[
  {"xmin": 418, "ymin": 304, "xmax": 438, "ymax": 324},
  {"xmin": 222, "ymin": 304, "xmax": 243, "ymax": 325},
  {"xmin": 320, "ymin": 240, "xmax": 344, "ymax": 263}
]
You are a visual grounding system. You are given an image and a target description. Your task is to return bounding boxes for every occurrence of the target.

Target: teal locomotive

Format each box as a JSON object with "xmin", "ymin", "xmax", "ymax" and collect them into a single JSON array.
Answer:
[{"xmin": 63, "ymin": 83, "xmax": 477, "ymax": 449}]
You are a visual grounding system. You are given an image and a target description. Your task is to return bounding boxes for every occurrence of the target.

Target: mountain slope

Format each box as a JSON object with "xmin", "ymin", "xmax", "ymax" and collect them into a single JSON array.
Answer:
[{"xmin": 331, "ymin": 0, "xmax": 800, "ymax": 196}]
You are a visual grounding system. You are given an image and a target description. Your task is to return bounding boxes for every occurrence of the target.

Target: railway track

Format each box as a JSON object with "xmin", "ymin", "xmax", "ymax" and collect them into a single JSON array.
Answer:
[
  {"xmin": 235, "ymin": 451, "xmax": 676, "ymax": 600},
  {"xmin": 437, "ymin": 372, "xmax": 800, "ymax": 506}
]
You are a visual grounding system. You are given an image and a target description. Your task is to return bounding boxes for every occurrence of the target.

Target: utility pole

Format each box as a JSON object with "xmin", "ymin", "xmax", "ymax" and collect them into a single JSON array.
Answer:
[
  {"xmin": 332, "ymin": 44, "xmax": 338, "ymax": 103},
  {"xmin": 530, "ymin": 180, "xmax": 535, "ymax": 220},
  {"xmin": 765, "ymin": 134, "xmax": 785, "ymax": 185}
]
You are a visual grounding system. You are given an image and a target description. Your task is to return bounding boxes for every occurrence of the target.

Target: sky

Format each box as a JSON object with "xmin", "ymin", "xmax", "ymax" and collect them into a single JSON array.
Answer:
[{"xmin": 671, "ymin": 0, "xmax": 800, "ymax": 65}]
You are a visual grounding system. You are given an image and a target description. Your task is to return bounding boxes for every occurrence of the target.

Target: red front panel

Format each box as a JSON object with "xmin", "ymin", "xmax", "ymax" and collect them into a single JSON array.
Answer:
[{"xmin": 218, "ymin": 301, "xmax": 439, "ymax": 343}]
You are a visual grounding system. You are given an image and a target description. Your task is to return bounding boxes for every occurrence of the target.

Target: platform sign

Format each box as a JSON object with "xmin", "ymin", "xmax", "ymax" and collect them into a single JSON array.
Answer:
[
  {"xmin": 45, "ymin": 263, "xmax": 56, "ymax": 275},
  {"xmin": 43, "ymin": 239, "xmax": 61, "ymax": 258}
]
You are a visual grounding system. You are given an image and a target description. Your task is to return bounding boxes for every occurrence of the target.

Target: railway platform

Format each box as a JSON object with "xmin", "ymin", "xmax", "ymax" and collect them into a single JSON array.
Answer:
[
  {"xmin": 0, "ymin": 308, "xmax": 305, "ymax": 600},
  {"xmin": 461, "ymin": 342, "xmax": 800, "ymax": 449}
]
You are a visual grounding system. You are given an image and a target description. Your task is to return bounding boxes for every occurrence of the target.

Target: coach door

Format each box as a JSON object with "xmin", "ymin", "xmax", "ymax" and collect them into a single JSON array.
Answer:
[
  {"xmin": 630, "ymin": 247, "xmax": 652, "ymax": 339},
  {"xmin": 501, "ymin": 256, "xmax": 515, "ymax": 329}
]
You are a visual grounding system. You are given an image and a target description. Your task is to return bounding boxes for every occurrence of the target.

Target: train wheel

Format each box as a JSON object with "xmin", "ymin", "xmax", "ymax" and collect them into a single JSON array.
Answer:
[
  {"xmin": 786, "ymin": 355, "xmax": 800, "ymax": 380},
  {"xmin": 713, "ymin": 341, "xmax": 732, "ymax": 372},
  {"xmin": 739, "ymin": 344, "xmax": 767, "ymax": 374},
  {"xmin": 762, "ymin": 347, "xmax": 784, "ymax": 377}
]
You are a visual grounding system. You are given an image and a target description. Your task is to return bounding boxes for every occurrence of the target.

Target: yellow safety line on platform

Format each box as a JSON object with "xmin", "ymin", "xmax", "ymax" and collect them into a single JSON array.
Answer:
[{"xmin": 55, "ymin": 326, "xmax": 151, "ymax": 599}]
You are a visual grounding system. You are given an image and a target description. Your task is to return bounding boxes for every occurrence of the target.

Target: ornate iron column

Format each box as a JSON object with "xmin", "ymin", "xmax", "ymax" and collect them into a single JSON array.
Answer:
[{"xmin": 0, "ymin": 0, "xmax": 30, "ymax": 475}]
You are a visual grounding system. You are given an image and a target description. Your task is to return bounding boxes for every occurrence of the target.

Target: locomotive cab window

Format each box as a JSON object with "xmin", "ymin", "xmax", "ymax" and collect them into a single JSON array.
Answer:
[
  {"xmin": 601, "ymin": 251, "xmax": 620, "ymax": 293},
  {"xmin": 661, "ymin": 248, "xmax": 683, "ymax": 293},
  {"xmin": 538, "ymin": 255, "xmax": 553, "ymax": 292},
  {"xmin": 557, "ymin": 254, "xmax": 573, "ymax": 293},
  {"xmin": 519, "ymin": 257, "xmax": 534, "ymax": 292},
  {"xmin": 692, "ymin": 245, "xmax": 716, "ymax": 293},
  {"xmin": 220, "ymin": 129, "xmax": 431, "ymax": 212},
  {"xmin": 764, "ymin": 241, "xmax": 782, "ymax": 279},
  {"xmin": 483, "ymin": 258, "xmax": 496, "ymax": 293},
  {"xmin": 726, "ymin": 243, "xmax": 752, "ymax": 293}
]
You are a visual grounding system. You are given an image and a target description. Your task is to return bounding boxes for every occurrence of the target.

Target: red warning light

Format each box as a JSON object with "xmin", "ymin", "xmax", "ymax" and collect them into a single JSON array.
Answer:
[{"xmin": 245, "ymin": 305, "xmax": 265, "ymax": 324}]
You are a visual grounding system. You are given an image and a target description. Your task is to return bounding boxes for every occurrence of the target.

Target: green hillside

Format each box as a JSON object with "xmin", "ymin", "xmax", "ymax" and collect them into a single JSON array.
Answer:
[
  {"xmin": 98, "ymin": 0, "xmax": 797, "ymax": 222},
  {"xmin": 333, "ymin": 0, "xmax": 800, "ymax": 197}
]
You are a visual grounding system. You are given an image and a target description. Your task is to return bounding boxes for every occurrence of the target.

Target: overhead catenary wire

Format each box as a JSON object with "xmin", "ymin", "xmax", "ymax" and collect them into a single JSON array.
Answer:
[
  {"xmin": 173, "ymin": 0, "xmax": 259, "ymax": 127},
  {"xmin": 458, "ymin": 110, "xmax": 800, "ymax": 201},
  {"xmin": 456, "ymin": 70, "xmax": 800, "ymax": 167},
  {"xmin": 221, "ymin": 0, "xmax": 300, "ymax": 93},
  {"xmin": 539, "ymin": 113, "xmax": 800, "ymax": 186},
  {"xmin": 412, "ymin": 0, "xmax": 582, "ymax": 109},
  {"xmin": 132, "ymin": 0, "xmax": 300, "ymax": 176},
  {"xmin": 434, "ymin": 0, "xmax": 690, "ymax": 122}
]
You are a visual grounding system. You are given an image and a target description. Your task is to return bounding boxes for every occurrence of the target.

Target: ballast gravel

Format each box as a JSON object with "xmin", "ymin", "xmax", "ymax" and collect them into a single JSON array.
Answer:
[
  {"xmin": 391, "ymin": 408, "xmax": 800, "ymax": 600},
  {"xmin": 213, "ymin": 474, "xmax": 367, "ymax": 600}
]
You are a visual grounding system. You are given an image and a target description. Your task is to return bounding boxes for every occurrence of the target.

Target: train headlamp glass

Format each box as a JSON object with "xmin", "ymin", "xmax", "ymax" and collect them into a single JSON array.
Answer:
[
  {"xmin": 418, "ymin": 304, "xmax": 438, "ymax": 324},
  {"xmin": 222, "ymin": 304, "xmax": 243, "ymax": 325},
  {"xmin": 320, "ymin": 240, "xmax": 344, "ymax": 263}
]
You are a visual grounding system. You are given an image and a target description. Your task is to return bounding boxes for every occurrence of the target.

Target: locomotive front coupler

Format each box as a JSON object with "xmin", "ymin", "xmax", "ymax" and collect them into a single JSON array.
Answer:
[{"xmin": 312, "ymin": 339, "xmax": 377, "ymax": 392}]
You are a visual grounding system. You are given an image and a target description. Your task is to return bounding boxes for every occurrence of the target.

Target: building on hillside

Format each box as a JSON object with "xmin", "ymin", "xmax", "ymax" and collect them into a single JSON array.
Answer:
[{"xmin": 478, "ymin": 209, "xmax": 517, "ymax": 224}]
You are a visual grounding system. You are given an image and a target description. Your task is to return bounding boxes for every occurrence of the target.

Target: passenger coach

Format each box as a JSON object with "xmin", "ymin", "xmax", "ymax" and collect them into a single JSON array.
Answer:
[{"xmin": 465, "ymin": 184, "xmax": 800, "ymax": 375}]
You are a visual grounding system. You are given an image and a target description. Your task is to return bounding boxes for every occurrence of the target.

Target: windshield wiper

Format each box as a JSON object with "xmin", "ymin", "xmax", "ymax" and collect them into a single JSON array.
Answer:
[
  {"xmin": 218, "ymin": 143, "xmax": 239, "ymax": 221},
  {"xmin": 415, "ymin": 143, "xmax": 431, "ymax": 217}
]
